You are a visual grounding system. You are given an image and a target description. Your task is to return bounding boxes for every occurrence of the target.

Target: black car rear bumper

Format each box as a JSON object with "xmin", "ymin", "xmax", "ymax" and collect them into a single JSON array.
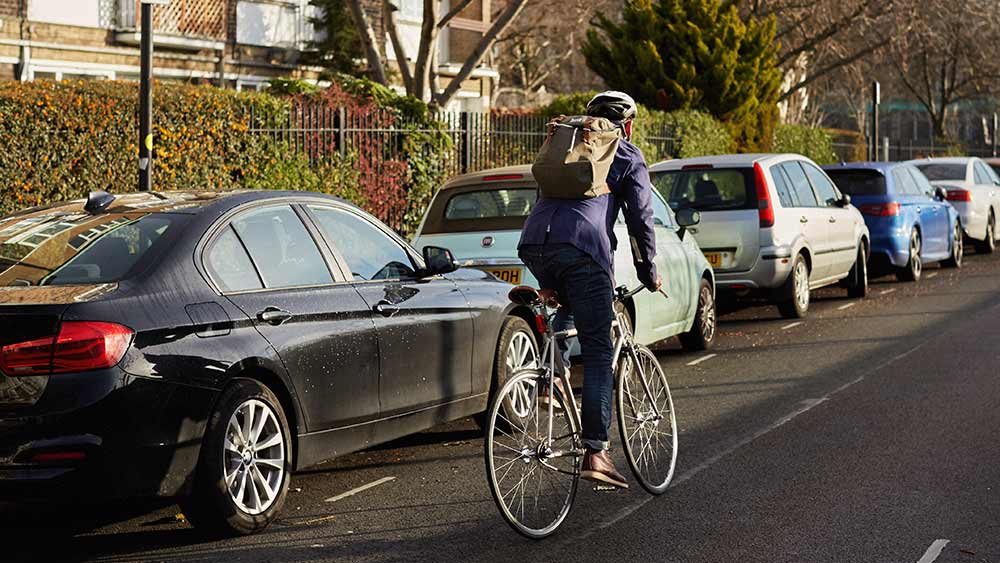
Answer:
[{"xmin": 0, "ymin": 368, "xmax": 218, "ymax": 502}]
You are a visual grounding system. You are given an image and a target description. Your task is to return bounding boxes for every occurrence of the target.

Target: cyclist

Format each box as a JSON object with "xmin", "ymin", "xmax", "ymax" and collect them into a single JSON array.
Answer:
[{"xmin": 518, "ymin": 91, "xmax": 661, "ymax": 489}]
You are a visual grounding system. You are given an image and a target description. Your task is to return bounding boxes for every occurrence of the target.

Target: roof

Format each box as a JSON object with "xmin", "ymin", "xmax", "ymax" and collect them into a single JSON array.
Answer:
[
  {"xmin": 649, "ymin": 153, "xmax": 800, "ymax": 171},
  {"xmin": 821, "ymin": 161, "xmax": 900, "ymax": 173},
  {"xmin": 440, "ymin": 165, "xmax": 535, "ymax": 191},
  {"xmin": 903, "ymin": 157, "xmax": 975, "ymax": 165}
]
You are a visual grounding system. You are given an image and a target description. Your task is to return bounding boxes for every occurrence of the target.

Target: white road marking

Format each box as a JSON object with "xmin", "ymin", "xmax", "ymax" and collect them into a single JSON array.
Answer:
[
  {"xmin": 916, "ymin": 539, "xmax": 950, "ymax": 563},
  {"xmin": 880, "ymin": 288, "xmax": 897, "ymax": 296},
  {"xmin": 324, "ymin": 476, "xmax": 396, "ymax": 503},
  {"xmin": 837, "ymin": 302, "xmax": 857, "ymax": 311},
  {"xmin": 926, "ymin": 272, "xmax": 938, "ymax": 279},
  {"xmin": 781, "ymin": 321, "xmax": 803, "ymax": 330},
  {"xmin": 686, "ymin": 354, "xmax": 717, "ymax": 366},
  {"xmin": 584, "ymin": 338, "xmax": 932, "ymax": 537}
]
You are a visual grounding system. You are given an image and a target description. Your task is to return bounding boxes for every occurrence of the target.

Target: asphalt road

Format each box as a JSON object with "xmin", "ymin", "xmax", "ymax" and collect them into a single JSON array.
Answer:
[{"xmin": 6, "ymin": 252, "xmax": 1000, "ymax": 563}]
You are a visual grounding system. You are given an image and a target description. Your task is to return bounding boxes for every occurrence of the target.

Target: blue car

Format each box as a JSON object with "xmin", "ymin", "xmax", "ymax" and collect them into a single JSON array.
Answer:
[{"xmin": 823, "ymin": 162, "xmax": 963, "ymax": 281}]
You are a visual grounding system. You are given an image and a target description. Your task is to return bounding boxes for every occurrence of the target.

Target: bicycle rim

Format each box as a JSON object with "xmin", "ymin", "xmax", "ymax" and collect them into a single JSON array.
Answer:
[
  {"xmin": 485, "ymin": 369, "xmax": 581, "ymax": 539},
  {"xmin": 617, "ymin": 345, "xmax": 678, "ymax": 495}
]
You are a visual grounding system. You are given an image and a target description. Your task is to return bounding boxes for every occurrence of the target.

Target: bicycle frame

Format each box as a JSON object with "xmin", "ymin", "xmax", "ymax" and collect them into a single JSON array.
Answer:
[{"xmin": 531, "ymin": 289, "xmax": 664, "ymax": 449}]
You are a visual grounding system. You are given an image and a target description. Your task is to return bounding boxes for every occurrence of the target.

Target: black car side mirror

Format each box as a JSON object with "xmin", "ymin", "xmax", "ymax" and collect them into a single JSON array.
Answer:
[
  {"xmin": 934, "ymin": 186, "xmax": 948, "ymax": 201},
  {"xmin": 421, "ymin": 246, "xmax": 459, "ymax": 277},
  {"xmin": 836, "ymin": 194, "xmax": 852, "ymax": 207},
  {"xmin": 675, "ymin": 208, "xmax": 701, "ymax": 240}
]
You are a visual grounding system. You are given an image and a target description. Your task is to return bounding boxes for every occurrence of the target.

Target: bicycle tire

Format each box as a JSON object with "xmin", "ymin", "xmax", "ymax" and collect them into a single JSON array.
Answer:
[
  {"xmin": 485, "ymin": 368, "xmax": 582, "ymax": 539},
  {"xmin": 616, "ymin": 345, "xmax": 678, "ymax": 495}
]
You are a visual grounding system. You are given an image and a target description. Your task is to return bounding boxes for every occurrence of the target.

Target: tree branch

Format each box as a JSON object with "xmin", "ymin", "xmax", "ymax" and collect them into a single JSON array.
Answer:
[
  {"xmin": 346, "ymin": 0, "xmax": 387, "ymax": 85},
  {"xmin": 383, "ymin": 1, "xmax": 414, "ymax": 94},
  {"xmin": 439, "ymin": 0, "xmax": 475, "ymax": 30}
]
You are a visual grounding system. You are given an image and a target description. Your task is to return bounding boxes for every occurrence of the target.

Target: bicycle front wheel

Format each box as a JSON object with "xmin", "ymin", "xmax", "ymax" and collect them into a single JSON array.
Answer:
[
  {"xmin": 485, "ymin": 368, "xmax": 581, "ymax": 539},
  {"xmin": 616, "ymin": 345, "xmax": 678, "ymax": 495}
]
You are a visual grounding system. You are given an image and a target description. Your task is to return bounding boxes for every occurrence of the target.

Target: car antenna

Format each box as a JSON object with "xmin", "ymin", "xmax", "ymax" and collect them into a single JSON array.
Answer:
[{"xmin": 84, "ymin": 190, "xmax": 115, "ymax": 214}]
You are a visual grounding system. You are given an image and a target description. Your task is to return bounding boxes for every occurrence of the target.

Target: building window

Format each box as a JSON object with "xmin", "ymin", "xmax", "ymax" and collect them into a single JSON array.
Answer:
[
  {"xmin": 28, "ymin": 0, "xmax": 115, "ymax": 29},
  {"xmin": 236, "ymin": 0, "xmax": 318, "ymax": 49},
  {"xmin": 27, "ymin": 66, "xmax": 115, "ymax": 81}
]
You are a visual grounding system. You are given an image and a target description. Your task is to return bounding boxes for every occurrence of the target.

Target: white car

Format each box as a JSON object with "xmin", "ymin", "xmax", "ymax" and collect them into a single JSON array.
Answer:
[
  {"xmin": 412, "ymin": 165, "xmax": 718, "ymax": 352},
  {"xmin": 906, "ymin": 157, "xmax": 1000, "ymax": 253},
  {"xmin": 650, "ymin": 154, "xmax": 870, "ymax": 319}
]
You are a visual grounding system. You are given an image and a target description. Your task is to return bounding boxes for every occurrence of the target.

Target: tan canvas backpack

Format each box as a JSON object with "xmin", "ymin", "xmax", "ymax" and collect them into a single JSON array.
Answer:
[{"xmin": 531, "ymin": 115, "xmax": 622, "ymax": 199}]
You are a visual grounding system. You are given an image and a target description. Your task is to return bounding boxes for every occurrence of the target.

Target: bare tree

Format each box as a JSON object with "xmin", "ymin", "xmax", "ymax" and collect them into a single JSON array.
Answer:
[
  {"xmin": 891, "ymin": 0, "xmax": 1000, "ymax": 140},
  {"xmin": 345, "ymin": 0, "xmax": 529, "ymax": 107},
  {"xmin": 492, "ymin": 0, "xmax": 616, "ymax": 107}
]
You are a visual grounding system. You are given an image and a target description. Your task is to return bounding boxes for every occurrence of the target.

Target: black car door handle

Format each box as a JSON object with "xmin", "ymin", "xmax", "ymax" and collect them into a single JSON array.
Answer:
[
  {"xmin": 258, "ymin": 307, "xmax": 293, "ymax": 325},
  {"xmin": 800, "ymin": 216, "xmax": 809, "ymax": 223},
  {"xmin": 374, "ymin": 300, "xmax": 400, "ymax": 317}
]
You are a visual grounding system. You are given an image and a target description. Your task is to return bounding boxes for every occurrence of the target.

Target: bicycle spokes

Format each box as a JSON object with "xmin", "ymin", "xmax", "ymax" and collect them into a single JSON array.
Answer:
[
  {"xmin": 617, "ymin": 346, "xmax": 678, "ymax": 495},
  {"xmin": 486, "ymin": 371, "xmax": 581, "ymax": 539}
]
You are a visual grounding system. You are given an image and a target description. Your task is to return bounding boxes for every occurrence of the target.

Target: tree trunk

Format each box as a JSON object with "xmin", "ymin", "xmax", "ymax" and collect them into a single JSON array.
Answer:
[
  {"xmin": 383, "ymin": 1, "xmax": 414, "ymax": 95},
  {"xmin": 347, "ymin": 0, "xmax": 387, "ymax": 85}
]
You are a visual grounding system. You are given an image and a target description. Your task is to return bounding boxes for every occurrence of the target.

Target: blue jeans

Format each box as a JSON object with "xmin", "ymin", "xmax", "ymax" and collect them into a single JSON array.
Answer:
[{"xmin": 519, "ymin": 244, "xmax": 614, "ymax": 451}]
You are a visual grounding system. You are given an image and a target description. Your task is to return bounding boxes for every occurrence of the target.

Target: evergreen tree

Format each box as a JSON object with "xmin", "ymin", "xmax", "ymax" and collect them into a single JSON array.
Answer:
[
  {"xmin": 308, "ymin": 0, "xmax": 365, "ymax": 76},
  {"xmin": 582, "ymin": 0, "xmax": 782, "ymax": 151}
]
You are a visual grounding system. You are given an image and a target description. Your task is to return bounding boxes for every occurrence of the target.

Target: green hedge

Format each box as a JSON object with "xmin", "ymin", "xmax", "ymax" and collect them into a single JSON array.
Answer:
[
  {"xmin": 772, "ymin": 124, "xmax": 837, "ymax": 164},
  {"xmin": 0, "ymin": 79, "xmax": 449, "ymax": 236},
  {"xmin": 540, "ymin": 93, "xmax": 732, "ymax": 162}
]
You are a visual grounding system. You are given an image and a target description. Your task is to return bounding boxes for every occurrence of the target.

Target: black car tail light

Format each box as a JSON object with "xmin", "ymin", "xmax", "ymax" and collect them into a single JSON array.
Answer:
[{"xmin": 0, "ymin": 321, "xmax": 134, "ymax": 376}]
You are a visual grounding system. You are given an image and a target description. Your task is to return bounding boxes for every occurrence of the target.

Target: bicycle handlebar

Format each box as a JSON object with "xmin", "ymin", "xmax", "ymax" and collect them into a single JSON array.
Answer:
[{"xmin": 616, "ymin": 284, "xmax": 668, "ymax": 301}]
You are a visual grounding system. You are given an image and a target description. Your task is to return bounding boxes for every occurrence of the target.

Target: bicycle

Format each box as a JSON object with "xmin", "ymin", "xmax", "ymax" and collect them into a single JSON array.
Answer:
[{"xmin": 484, "ymin": 284, "xmax": 678, "ymax": 539}]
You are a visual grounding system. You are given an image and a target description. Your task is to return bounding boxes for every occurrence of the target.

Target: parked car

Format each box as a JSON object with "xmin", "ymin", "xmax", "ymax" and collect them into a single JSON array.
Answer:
[
  {"xmin": 824, "ymin": 162, "xmax": 963, "ymax": 281},
  {"xmin": 0, "ymin": 190, "xmax": 546, "ymax": 536},
  {"xmin": 411, "ymin": 165, "xmax": 718, "ymax": 352},
  {"xmin": 906, "ymin": 157, "xmax": 1000, "ymax": 253},
  {"xmin": 650, "ymin": 154, "xmax": 870, "ymax": 319}
]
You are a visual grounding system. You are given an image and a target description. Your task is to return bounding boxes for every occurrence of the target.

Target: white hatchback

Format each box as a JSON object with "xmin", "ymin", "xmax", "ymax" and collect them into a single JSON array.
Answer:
[
  {"xmin": 907, "ymin": 157, "xmax": 1000, "ymax": 253},
  {"xmin": 650, "ymin": 154, "xmax": 870, "ymax": 318}
]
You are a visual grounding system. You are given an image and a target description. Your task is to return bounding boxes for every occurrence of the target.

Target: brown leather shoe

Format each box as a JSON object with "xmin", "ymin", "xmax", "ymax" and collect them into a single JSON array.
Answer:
[{"xmin": 581, "ymin": 448, "xmax": 629, "ymax": 489}]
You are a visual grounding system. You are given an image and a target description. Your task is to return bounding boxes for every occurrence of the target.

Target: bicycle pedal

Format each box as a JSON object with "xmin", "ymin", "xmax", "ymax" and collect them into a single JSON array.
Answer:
[{"xmin": 593, "ymin": 485, "xmax": 621, "ymax": 493}]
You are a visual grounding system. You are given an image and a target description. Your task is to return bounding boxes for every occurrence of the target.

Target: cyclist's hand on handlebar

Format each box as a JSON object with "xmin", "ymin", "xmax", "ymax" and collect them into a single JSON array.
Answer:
[{"xmin": 645, "ymin": 275, "xmax": 663, "ymax": 293}]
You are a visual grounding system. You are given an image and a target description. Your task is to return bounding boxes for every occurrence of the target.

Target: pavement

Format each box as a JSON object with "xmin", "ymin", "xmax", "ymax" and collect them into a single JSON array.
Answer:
[{"xmin": 5, "ymin": 253, "xmax": 1000, "ymax": 563}]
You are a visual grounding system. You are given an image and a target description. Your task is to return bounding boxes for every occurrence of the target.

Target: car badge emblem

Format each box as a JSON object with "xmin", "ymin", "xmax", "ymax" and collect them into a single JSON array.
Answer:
[{"xmin": 482, "ymin": 236, "xmax": 494, "ymax": 248}]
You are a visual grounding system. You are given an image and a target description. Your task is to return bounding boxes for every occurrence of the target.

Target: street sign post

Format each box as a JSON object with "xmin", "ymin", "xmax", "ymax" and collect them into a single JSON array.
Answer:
[{"xmin": 139, "ymin": 0, "xmax": 169, "ymax": 192}]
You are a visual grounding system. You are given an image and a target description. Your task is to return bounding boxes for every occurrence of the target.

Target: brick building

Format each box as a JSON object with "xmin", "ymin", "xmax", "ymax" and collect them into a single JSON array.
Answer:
[{"xmin": 0, "ymin": 0, "xmax": 497, "ymax": 108}]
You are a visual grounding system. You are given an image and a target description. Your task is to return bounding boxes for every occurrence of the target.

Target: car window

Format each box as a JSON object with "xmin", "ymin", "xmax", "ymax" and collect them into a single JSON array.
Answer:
[
  {"xmin": 206, "ymin": 226, "xmax": 263, "ymax": 292},
  {"xmin": 915, "ymin": 163, "xmax": 967, "ymax": 182},
  {"xmin": 906, "ymin": 167, "xmax": 936, "ymax": 198},
  {"xmin": 826, "ymin": 169, "xmax": 886, "ymax": 196},
  {"xmin": 231, "ymin": 206, "xmax": 333, "ymax": 289},
  {"xmin": 651, "ymin": 191, "xmax": 673, "ymax": 227},
  {"xmin": 309, "ymin": 206, "xmax": 417, "ymax": 281},
  {"xmin": 974, "ymin": 162, "xmax": 996, "ymax": 185},
  {"xmin": 802, "ymin": 162, "xmax": 841, "ymax": 206},
  {"xmin": 770, "ymin": 165, "xmax": 795, "ymax": 207},
  {"xmin": 652, "ymin": 168, "xmax": 756, "ymax": 211},
  {"xmin": 892, "ymin": 168, "xmax": 919, "ymax": 196},
  {"xmin": 780, "ymin": 162, "xmax": 819, "ymax": 207},
  {"xmin": 444, "ymin": 189, "xmax": 536, "ymax": 220},
  {"xmin": 0, "ymin": 213, "xmax": 185, "ymax": 287}
]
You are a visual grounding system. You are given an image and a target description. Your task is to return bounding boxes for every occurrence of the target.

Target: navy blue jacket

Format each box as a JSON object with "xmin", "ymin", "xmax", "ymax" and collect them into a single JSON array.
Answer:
[{"xmin": 518, "ymin": 140, "xmax": 658, "ymax": 287}]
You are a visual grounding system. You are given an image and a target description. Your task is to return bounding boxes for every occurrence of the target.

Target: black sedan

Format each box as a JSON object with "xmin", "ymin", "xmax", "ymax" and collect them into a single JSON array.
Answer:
[{"xmin": 0, "ymin": 190, "xmax": 540, "ymax": 535}]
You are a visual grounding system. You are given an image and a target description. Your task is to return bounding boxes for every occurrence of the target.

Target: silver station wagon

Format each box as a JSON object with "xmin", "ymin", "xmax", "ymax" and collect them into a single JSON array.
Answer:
[{"xmin": 650, "ymin": 154, "xmax": 870, "ymax": 318}]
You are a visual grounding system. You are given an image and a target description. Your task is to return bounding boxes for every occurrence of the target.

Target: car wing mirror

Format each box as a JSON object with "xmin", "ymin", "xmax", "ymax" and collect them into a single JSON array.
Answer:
[
  {"xmin": 420, "ymin": 246, "xmax": 459, "ymax": 277},
  {"xmin": 837, "ymin": 194, "xmax": 852, "ymax": 207},
  {"xmin": 934, "ymin": 186, "xmax": 948, "ymax": 201},
  {"xmin": 674, "ymin": 208, "xmax": 701, "ymax": 240}
]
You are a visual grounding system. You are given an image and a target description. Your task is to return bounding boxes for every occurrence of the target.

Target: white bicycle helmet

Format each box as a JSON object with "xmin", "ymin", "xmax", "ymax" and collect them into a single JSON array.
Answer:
[{"xmin": 586, "ymin": 91, "xmax": 638, "ymax": 123}]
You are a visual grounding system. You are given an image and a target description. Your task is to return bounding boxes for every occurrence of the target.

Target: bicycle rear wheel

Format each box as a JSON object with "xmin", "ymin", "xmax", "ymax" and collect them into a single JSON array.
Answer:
[
  {"xmin": 485, "ymin": 369, "xmax": 582, "ymax": 539},
  {"xmin": 616, "ymin": 345, "xmax": 678, "ymax": 495}
]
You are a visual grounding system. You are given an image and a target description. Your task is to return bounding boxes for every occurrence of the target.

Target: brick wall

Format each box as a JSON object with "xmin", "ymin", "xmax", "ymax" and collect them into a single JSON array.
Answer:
[{"xmin": 0, "ymin": 0, "xmax": 20, "ymax": 18}]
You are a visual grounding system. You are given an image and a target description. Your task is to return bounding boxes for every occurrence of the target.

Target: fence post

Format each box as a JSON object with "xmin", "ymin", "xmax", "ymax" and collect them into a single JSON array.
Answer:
[
  {"xmin": 883, "ymin": 137, "xmax": 889, "ymax": 162},
  {"xmin": 460, "ymin": 112, "xmax": 472, "ymax": 174},
  {"xmin": 338, "ymin": 107, "xmax": 346, "ymax": 156}
]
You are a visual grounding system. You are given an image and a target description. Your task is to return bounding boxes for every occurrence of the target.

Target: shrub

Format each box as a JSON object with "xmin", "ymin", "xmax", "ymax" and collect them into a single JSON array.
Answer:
[{"xmin": 773, "ymin": 124, "xmax": 837, "ymax": 164}]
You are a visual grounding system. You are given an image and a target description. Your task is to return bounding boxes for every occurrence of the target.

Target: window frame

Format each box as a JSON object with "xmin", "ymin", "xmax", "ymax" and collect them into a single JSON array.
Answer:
[
  {"xmin": 199, "ymin": 200, "xmax": 347, "ymax": 296},
  {"xmin": 800, "ymin": 161, "xmax": 843, "ymax": 207},
  {"xmin": 301, "ymin": 203, "xmax": 426, "ymax": 285},
  {"xmin": 204, "ymin": 224, "xmax": 265, "ymax": 293}
]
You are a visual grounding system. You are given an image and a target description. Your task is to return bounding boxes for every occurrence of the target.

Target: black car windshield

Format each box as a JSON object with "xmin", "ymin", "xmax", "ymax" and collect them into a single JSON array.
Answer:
[
  {"xmin": 915, "ymin": 164, "xmax": 966, "ymax": 181},
  {"xmin": 652, "ymin": 168, "xmax": 756, "ymax": 211},
  {"xmin": 0, "ymin": 212, "xmax": 187, "ymax": 286},
  {"xmin": 825, "ymin": 170, "xmax": 887, "ymax": 196}
]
